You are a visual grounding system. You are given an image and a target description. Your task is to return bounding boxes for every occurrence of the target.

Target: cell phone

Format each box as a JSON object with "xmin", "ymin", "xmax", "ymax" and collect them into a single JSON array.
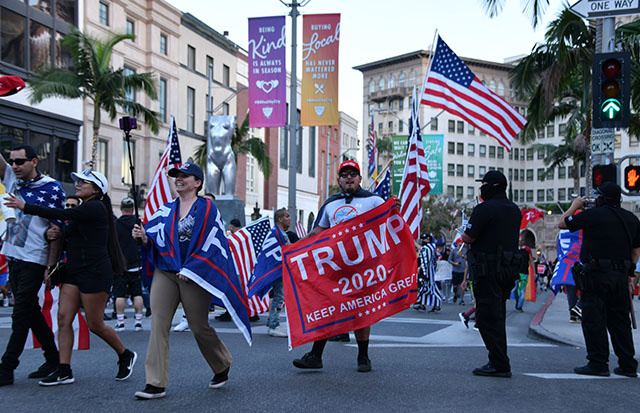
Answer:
[{"xmin": 584, "ymin": 198, "xmax": 596, "ymax": 208}]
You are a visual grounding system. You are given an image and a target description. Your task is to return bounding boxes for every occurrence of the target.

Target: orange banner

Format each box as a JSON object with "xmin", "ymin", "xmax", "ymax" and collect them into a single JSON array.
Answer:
[{"xmin": 301, "ymin": 14, "xmax": 340, "ymax": 126}]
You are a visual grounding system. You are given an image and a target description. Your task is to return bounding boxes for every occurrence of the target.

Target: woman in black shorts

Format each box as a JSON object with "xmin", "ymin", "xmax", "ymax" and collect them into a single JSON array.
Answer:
[{"xmin": 5, "ymin": 169, "xmax": 137, "ymax": 386}]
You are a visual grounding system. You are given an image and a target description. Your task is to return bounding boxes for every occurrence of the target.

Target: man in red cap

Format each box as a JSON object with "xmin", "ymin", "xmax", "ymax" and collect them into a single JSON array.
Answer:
[
  {"xmin": 0, "ymin": 76, "xmax": 26, "ymax": 97},
  {"xmin": 292, "ymin": 160, "xmax": 384, "ymax": 373}
]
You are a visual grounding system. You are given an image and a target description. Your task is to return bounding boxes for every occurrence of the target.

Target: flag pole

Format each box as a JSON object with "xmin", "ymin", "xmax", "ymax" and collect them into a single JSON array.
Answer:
[
  {"xmin": 367, "ymin": 158, "xmax": 393, "ymax": 191},
  {"xmin": 419, "ymin": 29, "xmax": 439, "ymax": 106}
]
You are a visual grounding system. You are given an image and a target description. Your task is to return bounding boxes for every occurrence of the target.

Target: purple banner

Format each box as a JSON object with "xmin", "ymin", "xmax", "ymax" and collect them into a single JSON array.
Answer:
[{"xmin": 248, "ymin": 16, "xmax": 287, "ymax": 128}]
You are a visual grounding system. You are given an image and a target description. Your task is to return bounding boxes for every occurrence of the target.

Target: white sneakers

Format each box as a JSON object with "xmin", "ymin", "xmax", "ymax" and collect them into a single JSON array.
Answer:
[
  {"xmin": 173, "ymin": 316, "xmax": 189, "ymax": 332},
  {"xmin": 268, "ymin": 326, "xmax": 288, "ymax": 337}
]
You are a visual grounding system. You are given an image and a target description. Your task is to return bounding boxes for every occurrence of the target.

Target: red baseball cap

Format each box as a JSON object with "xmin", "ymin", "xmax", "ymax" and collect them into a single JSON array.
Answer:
[
  {"xmin": 0, "ymin": 76, "xmax": 25, "ymax": 97},
  {"xmin": 338, "ymin": 160, "xmax": 360, "ymax": 174}
]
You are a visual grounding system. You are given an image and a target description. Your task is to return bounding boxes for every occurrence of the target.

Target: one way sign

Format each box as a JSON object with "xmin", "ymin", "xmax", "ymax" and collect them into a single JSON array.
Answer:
[{"xmin": 570, "ymin": 0, "xmax": 640, "ymax": 19}]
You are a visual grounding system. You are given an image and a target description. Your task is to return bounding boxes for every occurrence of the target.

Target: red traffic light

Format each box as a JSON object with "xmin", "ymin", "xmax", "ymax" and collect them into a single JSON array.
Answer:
[
  {"xmin": 602, "ymin": 58, "xmax": 621, "ymax": 78},
  {"xmin": 592, "ymin": 164, "xmax": 616, "ymax": 189},
  {"xmin": 624, "ymin": 165, "xmax": 640, "ymax": 191}
]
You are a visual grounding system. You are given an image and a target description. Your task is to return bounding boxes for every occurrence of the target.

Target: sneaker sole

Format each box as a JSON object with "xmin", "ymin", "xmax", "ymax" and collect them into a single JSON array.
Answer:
[
  {"xmin": 116, "ymin": 351, "xmax": 138, "ymax": 381},
  {"xmin": 39, "ymin": 377, "xmax": 75, "ymax": 386},
  {"xmin": 458, "ymin": 313, "xmax": 469, "ymax": 328},
  {"xmin": 135, "ymin": 390, "xmax": 166, "ymax": 399},
  {"xmin": 208, "ymin": 379, "xmax": 228, "ymax": 389}
]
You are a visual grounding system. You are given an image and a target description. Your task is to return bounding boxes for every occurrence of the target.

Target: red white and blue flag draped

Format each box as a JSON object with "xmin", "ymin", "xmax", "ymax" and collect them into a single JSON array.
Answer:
[
  {"xmin": 17, "ymin": 175, "xmax": 65, "ymax": 226},
  {"xmin": 145, "ymin": 197, "xmax": 252, "ymax": 344},
  {"xmin": 227, "ymin": 217, "xmax": 272, "ymax": 317},
  {"xmin": 247, "ymin": 226, "xmax": 287, "ymax": 300},
  {"xmin": 550, "ymin": 228, "xmax": 582, "ymax": 293},
  {"xmin": 421, "ymin": 36, "xmax": 527, "ymax": 151},
  {"xmin": 25, "ymin": 286, "xmax": 89, "ymax": 350},
  {"xmin": 374, "ymin": 168, "xmax": 391, "ymax": 201},
  {"xmin": 520, "ymin": 208, "xmax": 545, "ymax": 229},
  {"xmin": 368, "ymin": 110, "xmax": 377, "ymax": 180},
  {"xmin": 282, "ymin": 199, "xmax": 417, "ymax": 348},
  {"xmin": 400, "ymin": 86, "xmax": 431, "ymax": 239},
  {"xmin": 143, "ymin": 116, "xmax": 182, "ymax": 224}
]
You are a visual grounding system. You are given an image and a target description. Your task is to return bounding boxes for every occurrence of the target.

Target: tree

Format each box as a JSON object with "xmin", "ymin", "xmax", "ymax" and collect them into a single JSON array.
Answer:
[
  {"xmin": 193, "ymin": 111, "xmax": 273, "ymax": 180},
  {"xmin": 421, "ymin": 195, "xmax": 464, "ymax": 241},
  {"xmin": 480, "ymin": 0, "xmax": 550, "ymax": 29},
  {"xmin": 28, "ymin": 27, "xmax": 159, "ymax": 168}
]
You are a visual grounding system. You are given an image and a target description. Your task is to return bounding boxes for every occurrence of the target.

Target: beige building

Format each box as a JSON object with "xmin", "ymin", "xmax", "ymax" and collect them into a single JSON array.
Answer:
[{"xmin": 339, "ymin": 111, "xmax": 359, "ymax": 162}]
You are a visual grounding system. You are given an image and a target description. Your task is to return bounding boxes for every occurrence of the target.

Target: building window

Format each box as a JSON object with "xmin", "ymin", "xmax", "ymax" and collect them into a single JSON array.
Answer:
[
  {"xmin": 222, "ymin": 102, "xmax": 229, "ymax": 115},
  {"xmin": 378, "ymin": 123, "xmax": 383, "ymax": 134},
  {"xmin": 468, "ymin": 143, "xmax": 475, "ymax": 156},
  {"xmin": 508, "ymin": 168, "xmax": 512, "ymax": 180},
  {"xmin": 447, "ymin": 185, "xmax": 455, "ymax": 198},
  {"xmin": 398, "ymin": 98, "xmax": 404, "ymax": 111},
  {"xmin": 159, "ymin": 78, "xmax": 167, "ymax": 123},
  {"xmin": 558, "ymin": 167, "xmax": 566, "ymax": 179},
  {"xmin": 546, "ymin": 169, "xmax": 554, "ymax": 180},
  {"xmin": 246, "ymin": 155, "xmax": 256, "ymax": 192},
  {"xmin": 546, "ymin": 189, "xmax": 554, "ymax": 201},
  {"xmin": 514, "ymin": 191, "xmax": 519, "ymax": 202},
  {"xmin": 126, "ymin": 18, "xmax": 134, "ymax": 38},
  {"xmin": 537, "ymin": 148, "xmax": 544, "ymax": 159},
  {"xmin": 388, "ymin": 75, "xmax": 395, "ymax": 89},
  {"xmin": 368, "ymin": 80, "xmax": 375, "ymax": 94},
  {"xmin": 526, "ymin": 190, "xmax": 533, "ymax": 202},
  {"xmin": 558, "ymin": 188, "xmax": 566, "ymax": 201},
  {"xmin": 514, "ymin": 148, "xmax": 519, "ymax": 160},
  {"xmin": 467, "ymin": 187, "xmax": 475, "ymax": 199},
  {"xmin": 526, "ymin": 149, "xmax": 533, "ymax": 160},
  {"xmin": 206, "ymin": 55, "xmax": 214, "ymax": 80},
  {"xmin": 497, "ymin": 82, "xmax": 505, "ymax": 96},
  {"xmin": 497, "ymin": 147, "xmax": 504, "ymax": 159},
  {"xmin": 187, "ymin": 45, "xmax": 195, "ymax": 71},
  {"xmin": 447, "ymin": 163, "xmax": 455, "ymax": 176},
  {"xmin": 526, "ymin": 169, "xmax": 533, "ymax": 181},
  {"xmin": 489, "ymin": 146, "xmax": 496, "ymax": 158},
  {"xmin": 537, "ymin": 168, "xmax": 545, "ymax": 181},
  {"xmin": 95, "ymin": 140, "xmax": 107, "ymax": 176},
  {"xmin": 448, "ymin": 120, "xmax": 455, "ymax": 132},
  {"xmin": 513, "ymin": 169, "xmax": 518, "ymax": 181},
  {"xmin": 388, "ymin": 121, "xmax": 393, "ymax": 132},
  {"xmin": 547, "ymin": 124, "xmax": 554, "ymax": 137},
  {"xmin": 448, "ymin": 142, "xmax": 455, "ymax": 154},
  {"xmin": 223, "ymin": 64, "xmax": 230, "ymax": 87},
  {"xmin": 378, "ymin": 77, "xmax": 384, "ymax": 91},
  {"xmin": 398, "ymin": 73, "xmax": 405, "ymax": 87},
  {"xmin": 187, "ymin": 87, "xmax": 195, "ymax": 133},
  {"xmin": 456, "ymin": 164, "xmax": 463, "ymax": 177},
  {"xmin": 430, "ymin": 117, "xmax": 438, "ymax": 131},
  {"xmin": 559, "ymin": 123, "xmax": 566, "ymax": 136},
  {"xmin": 99, "ymin": 1, "xmax": 109, "ymax": 26},
  {"xmin": 160, "ymin": 33, "xmax": 168, "ymax": 55},
  {"xmin": 123, "ymin": 66, "xmax": 135, "ymax": 114},
  {"xmin": 309, "ymin": 126, "xmax": 316, "ymax": 177},
  {"xmin": 398, "ymin": 121, "xmax": 403, "ymax": 133},
  {"xmin": 468, "ymin": 124, "xmax": 475, "ymax": 135},
  {"xmin": 457, "ymin": 142, "xmax": 463, "ymax": 155},
  {"xmin": 479, "ymin": 166, "xmax": 486, "ymax": 176},
  {"xmin": 568, "ymin": 165, "xmax": 574, "ymax": 178},
  {"xmin": 479, "ymin": 145, "xmax": 486, "ymax": 157},
  {"xmin": 122, "ymin": 139, "xmax": 135, "ymax": 184},
  {"xmin": 457, "ymin": 121, "xmax": 464, "ymax": 134},
  {"xmin": 456, "ymin": 186, "xmax": 463, "ymax": 199},
  {"xmin": 537, "ymin": 189, "xmax": 545, "ymax": 202},
  {"xmin": 468, "ymin": 165, "xmax": 475, "ymax": 177}
]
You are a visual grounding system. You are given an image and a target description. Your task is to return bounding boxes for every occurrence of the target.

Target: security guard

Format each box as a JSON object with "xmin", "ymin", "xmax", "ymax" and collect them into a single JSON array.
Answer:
[
  {"xmin": 462, "ymin": 170, "xmax": 521, "ymax": 378},
  {"xmin": 558, "ymin": 182, "xmax": 639, "ymax": 377}
]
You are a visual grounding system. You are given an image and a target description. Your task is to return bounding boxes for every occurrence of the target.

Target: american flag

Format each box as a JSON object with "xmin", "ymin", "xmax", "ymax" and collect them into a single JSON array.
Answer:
[
  {"xmin": 368, "ymin": 109, "xmax": 377, "ymax": 180},
  {"xmin": 400, "ymin": 86, "xmax": 430, "ymax": 239},
  {"xmin": 295, "ymin": 221, "xmax": 307, "ymax": 239},
  {"xmin": 374, "ymin": 168, "xmax": 391, "ymax": 200},
  {"xmin": 421, "ymin": 36, "xmax": 526, "ymax": 151},
  {"xmin": 142, "ymin": 116, "xmax": 182, "ymax": 223},
  {"xmin": 227, "ymin": 217, "xmax": 272, "ymax": 316}
]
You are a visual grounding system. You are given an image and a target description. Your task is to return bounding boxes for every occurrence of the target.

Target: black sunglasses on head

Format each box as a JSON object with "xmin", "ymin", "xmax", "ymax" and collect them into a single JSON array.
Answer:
[{"xmin": 7, "ymin": 158, "xmax": 32, "ymax": 166}]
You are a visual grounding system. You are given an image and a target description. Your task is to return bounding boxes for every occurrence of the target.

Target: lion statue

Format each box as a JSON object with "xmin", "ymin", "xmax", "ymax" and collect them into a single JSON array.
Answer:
[{"xmin": 206, "ymin": 115, "xmax": 237, "ymax": 196}]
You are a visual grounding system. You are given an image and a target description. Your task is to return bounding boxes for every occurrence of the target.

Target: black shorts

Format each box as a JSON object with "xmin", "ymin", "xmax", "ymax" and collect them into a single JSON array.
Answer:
[
  {"xmin": 112, "ymin": 270, "xmax": 142, "ymax": 298},
  {"xmin": 452, "ymin": 272, "xmax": 465, "ymax": 285},
  {"xmin": 63, "ymin": 261, "xmax": 113, "ymax": 294}
]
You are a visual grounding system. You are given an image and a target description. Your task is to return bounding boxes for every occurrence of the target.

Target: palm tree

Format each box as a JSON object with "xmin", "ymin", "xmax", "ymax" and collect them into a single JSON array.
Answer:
[
  {"xmin": 479, "ymin": 0, "xmax": 550, "ymax": 28},
  {"xmin": 28, "ymin": 27, "xmax": 159, "ymax": 168},
  {"xmin": 193, "ymin": 111, "xmax": 273, "ymax": 180}
]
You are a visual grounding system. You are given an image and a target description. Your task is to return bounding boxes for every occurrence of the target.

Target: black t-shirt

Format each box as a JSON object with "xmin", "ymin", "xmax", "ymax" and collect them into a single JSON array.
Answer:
[
  {"xmin": 564, "ymin": 205, "xmax": 640, "ymax": 261},
  {"xmin": 464, "ymin": 193, "xmax": 521, "ymax": 254},
  {"xmin": 115, "ymin": 214, "xmax": 141, "ymax": 270}
]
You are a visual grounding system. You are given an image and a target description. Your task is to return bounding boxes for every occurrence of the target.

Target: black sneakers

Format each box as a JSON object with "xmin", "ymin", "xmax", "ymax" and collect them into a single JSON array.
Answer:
[
  {"xmin": 357, "ymin": 356, "xmax": 372, "ymax": 372},
  {"xmin": 613, "ymin": 367, "xmax": 638, "ymax": 378},
  {"xmin": 573, "ymin": 364, "xmax": 610, "ymax": 377},
  {"xmin": 28, "ymin": 360, "xmax": 60, "ymax": 379},
  {"xmin": 459, "ymin": 312, "xmax": 469, "ymax": 328},
  {"xmin": 39, "ymin": 366, "xmax": 75, "ymax": 386},
  {"xmin": 209, "ymin": 367, "xmax": 230, "ymax": 389},
  {"xmin": 135, "ymin": 384, "xmax": 166, "ymax": 399},
  {"xmin": 472, "ymin": 363, "xmax": 512, "ymax": 378},
  {"xmin": 116, "ymin": 349, "xmax": 137, "ymax": 381},
  {"xmin": 293, "ymin": 352, "xmax": 323, "ymax": 369},
  {"xmin": 0, "ymin": 368, "xmax": 13, "ymax": 386}
]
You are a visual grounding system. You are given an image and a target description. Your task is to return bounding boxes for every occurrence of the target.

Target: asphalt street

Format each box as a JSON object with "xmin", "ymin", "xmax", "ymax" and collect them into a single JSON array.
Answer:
[{"xmin": 1, "ymin": 290, "xmax": 637, "ymax": 412}]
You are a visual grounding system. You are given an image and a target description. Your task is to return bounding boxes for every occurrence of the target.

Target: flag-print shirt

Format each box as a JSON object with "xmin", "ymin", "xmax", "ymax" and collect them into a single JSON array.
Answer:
[{"xmin": 316, "ymin": 188, "xmax": 384, "ymax": 228}]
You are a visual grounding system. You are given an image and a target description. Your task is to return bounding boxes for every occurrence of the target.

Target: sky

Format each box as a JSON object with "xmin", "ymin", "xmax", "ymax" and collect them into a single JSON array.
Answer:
[{"xmin": 166, "ymin": 0, "xmax": 568, "ymax": 134}]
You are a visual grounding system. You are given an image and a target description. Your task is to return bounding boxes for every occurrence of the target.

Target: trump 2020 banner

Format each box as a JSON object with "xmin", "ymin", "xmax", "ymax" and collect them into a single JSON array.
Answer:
[
  {"xmin": 282, "ymin": 198, "xmax": 417, "ymax": 348},
  {"xmin": 301, "ymin": 13, "xmax": 340, "ymax": 126},
  {"xmin": 248, "ymin": 16, "xmax": 287, "ymax": 127}
]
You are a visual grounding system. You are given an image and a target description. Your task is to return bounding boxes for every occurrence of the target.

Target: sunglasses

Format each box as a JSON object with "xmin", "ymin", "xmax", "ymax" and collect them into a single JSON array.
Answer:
[
  {"xmin": 339, "ymin": 170, "xmax": 359, "ymax": 178},
  {"xmin": 7, "ymin": 158, "xmax": 32, "ymax": 166},
  {"xmin": 65, "ymin": 203, "xmax": 77, "ymax": 208}
]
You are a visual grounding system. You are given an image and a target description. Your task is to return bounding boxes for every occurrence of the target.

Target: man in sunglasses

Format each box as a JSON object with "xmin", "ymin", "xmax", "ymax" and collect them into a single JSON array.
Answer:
[
  {"xmin": 293, "ymin": 160, "xmax": 384, "ymax": 373},
  {"xmin": 0, "ymin": 145, "xmax": 64, "ymax": 386},
  {"xmin": 65, "ymin": 196, "xmax": 80, "ymax": 209}
]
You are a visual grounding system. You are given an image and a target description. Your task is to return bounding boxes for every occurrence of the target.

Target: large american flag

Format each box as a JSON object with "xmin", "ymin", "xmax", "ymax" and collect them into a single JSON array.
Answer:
[
  {"xmin": 227, "ymin": 217, "xmax": 272, "ymax": 316},
  {"xmin": 368, "ymin": 109, "xmax": 377, "ymax": 180},
  {"xmin": 142, "ymin": 116, "xmax": 182, "ymax": 223},
  {"xmin": 421, "ymin": 36, "xmax": 526, "ymax": 151},
  {"xmin": 400, "ymin": 86, "xmax": 430, "ymax": 239}
]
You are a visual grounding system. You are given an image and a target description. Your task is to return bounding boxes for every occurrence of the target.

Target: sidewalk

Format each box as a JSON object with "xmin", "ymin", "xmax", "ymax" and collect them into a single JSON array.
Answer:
[{"xmin": 530, "ymin": 291, "xmax": 640, "ymax": 354}]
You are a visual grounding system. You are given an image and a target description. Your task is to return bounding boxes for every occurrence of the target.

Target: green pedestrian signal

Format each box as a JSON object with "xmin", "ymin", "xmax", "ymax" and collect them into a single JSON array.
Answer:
[{"xmin": 592, "ymin": 52, "xmax": 630, "ymax": 129}]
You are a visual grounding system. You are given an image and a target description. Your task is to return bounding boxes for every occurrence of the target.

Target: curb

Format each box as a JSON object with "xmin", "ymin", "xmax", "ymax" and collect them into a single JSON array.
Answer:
[{"xmin": 528, "ymin": 293, "xmax": 581, "ymax": 347}]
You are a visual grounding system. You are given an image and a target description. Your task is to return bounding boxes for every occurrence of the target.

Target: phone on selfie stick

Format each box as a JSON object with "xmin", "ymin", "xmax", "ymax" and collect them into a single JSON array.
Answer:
[{"xmin": 119, "ymin": 116, "xmax": 141, "ymax": 230}]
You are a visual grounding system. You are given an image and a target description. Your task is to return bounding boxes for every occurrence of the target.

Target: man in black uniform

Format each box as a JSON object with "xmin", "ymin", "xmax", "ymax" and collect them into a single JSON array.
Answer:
[
  {"xmin": 462, "ymin": 171, "xmax": 521, "ymax": 378},
  {"xmin": 558, "ymin": 182, "xmax": 639, "ymax": 377}
]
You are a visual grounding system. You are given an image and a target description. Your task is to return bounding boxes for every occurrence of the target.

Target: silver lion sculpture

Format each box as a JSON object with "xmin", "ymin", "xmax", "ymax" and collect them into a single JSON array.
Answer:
[{"xmin": 206, "ymin": 115, "xmax": 237, "ymax": 196}]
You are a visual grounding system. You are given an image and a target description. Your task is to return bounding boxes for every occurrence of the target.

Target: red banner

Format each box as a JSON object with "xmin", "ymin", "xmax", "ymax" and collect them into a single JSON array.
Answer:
[
  {"xmin": 520, "ymin": 208, "xmax": 545, "ymax": 229},
  {"xmin": 282, "ymin": 199, "xmax": 417, "ymax": 348}
]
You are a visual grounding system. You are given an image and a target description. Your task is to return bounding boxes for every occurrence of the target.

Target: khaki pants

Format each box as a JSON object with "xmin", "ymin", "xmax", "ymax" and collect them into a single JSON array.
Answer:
[{"xmin": 145, "ymin": 269, "xmax": 232, "ymax": 388}]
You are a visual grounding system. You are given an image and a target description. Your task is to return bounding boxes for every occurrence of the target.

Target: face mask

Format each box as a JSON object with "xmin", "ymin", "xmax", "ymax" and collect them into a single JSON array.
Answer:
[{"xmin": 480, "ymin": 184, "xmax": 496, "ymax": 201}]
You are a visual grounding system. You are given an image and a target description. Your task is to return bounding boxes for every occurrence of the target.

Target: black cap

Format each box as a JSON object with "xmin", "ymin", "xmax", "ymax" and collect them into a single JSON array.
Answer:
[
  {"xmin": 476, "ymin": 170, "xmax": 507, "ymax": 186},
  {"xmin": 168, "ymin": 162, "xmax": 204, "ymax": 182},
  {"xmin": 596, "ymin": 182, "xmax": 622, "ymax": 200}
]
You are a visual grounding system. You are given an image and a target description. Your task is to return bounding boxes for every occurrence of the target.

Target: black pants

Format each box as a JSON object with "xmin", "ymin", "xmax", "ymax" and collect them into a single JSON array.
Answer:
[
  {"xmin": 474, "ymin": 269, "xmax": 514, "ymax": 372},
  {"xmin": 0, "ymin": 260, "xmax": 58, "ymax": 371},
  {"xmin": 581, "ymin": 268, "xmax": 637, "ymax": 371}
]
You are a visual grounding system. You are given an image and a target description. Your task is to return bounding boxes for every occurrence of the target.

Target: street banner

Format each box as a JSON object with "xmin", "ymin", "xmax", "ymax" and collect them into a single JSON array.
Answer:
[
  {"xmin": 301, "ymin": 13, "xmax": 340, "ymax": 126},
  {"xmin": 392, "ymin": 134, "xmax": 442, "ymax": 195},
  {"xmin": 282, "ymin": 198, "xmax": 417, "ymax": 349},
  {"xmin": 248, "ymin": 16, "xmax": 287, "ymax": 127}
]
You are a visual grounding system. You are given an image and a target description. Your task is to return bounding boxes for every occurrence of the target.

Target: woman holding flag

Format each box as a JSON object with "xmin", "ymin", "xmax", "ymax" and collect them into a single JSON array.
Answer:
[{"xmin": 131, "ymin": 163, "xmax": 235, "ymax": 400}]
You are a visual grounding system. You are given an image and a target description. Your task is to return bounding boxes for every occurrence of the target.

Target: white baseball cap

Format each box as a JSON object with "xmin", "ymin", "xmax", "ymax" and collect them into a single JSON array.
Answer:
[{"xmin": 71, "ymin": 169, "xmax": 109, "ymax": 195}]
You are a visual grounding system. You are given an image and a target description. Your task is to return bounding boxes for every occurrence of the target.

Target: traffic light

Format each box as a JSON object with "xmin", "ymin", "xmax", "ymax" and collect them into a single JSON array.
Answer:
[
  {"xmin": 592, "ymin": 52, "xmax": 631, "ymax": 129},
  {"xmin": 624, "ymin": 165, "xmax": 640, "ymax": 191},
  {"xmin": 592, "ymin": 164, "xmax": 617, "ymax": 189}
]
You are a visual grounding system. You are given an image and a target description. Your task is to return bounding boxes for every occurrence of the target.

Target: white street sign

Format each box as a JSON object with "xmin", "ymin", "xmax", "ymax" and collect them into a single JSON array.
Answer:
[
  {"xmin": 591, "ymin": 127, "xmax": 615, "ymax": 155},
  {"xmin": 570, "ymin": 0, "xmax": 640, "ymax": 19}
]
